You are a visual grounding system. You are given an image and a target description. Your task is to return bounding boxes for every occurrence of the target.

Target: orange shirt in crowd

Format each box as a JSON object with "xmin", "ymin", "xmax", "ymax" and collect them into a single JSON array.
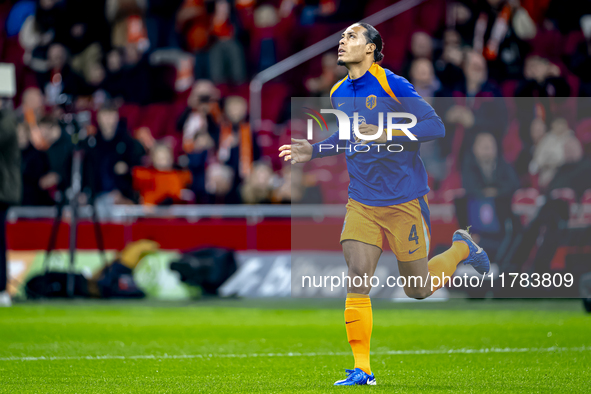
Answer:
[{"xmin": 132, "ymin": 167, "xmax": 192, "ymax": 205}]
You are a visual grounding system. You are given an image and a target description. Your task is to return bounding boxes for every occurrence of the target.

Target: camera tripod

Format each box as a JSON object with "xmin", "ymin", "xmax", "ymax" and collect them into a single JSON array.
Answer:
[{"xmin": 42, "ymin": 117, "xmax": 107, "ymax": 298}]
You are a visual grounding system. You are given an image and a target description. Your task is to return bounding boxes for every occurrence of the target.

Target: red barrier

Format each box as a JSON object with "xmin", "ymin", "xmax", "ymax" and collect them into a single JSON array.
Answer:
[{"xmin": 7, "ymin": 217, "xmax": 457, "ymax": 253}]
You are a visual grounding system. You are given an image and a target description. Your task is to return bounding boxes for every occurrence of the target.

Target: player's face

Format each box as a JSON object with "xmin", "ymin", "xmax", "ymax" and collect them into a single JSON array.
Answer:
[{"xmin": 338, "ymin": 24, "xmax": 373, "ymax": 66}]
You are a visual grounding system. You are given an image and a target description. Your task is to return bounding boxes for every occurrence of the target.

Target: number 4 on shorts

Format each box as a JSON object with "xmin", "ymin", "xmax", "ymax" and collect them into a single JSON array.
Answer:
[{"xmin": 409, "ymin": 224, "xmax": 419, "ymax": 244}]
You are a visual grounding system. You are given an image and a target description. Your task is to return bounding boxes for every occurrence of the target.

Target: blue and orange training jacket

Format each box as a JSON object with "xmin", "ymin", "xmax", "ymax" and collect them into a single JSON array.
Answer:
[{"xmin": 311, "ymin": 62, "xmax": 445, "ymax": 207}]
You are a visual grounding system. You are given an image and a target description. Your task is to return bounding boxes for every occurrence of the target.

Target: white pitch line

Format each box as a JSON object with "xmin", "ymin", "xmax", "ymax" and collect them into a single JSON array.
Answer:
[{"xmin": 0, "ymin": 346, "xmax": 589, "ymax": 362}]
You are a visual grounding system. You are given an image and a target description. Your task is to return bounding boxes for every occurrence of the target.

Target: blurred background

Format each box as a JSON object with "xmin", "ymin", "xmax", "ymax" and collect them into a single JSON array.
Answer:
[{"xmin": 0, "ymin": 0, "xmax": 590, "ymax": 302}]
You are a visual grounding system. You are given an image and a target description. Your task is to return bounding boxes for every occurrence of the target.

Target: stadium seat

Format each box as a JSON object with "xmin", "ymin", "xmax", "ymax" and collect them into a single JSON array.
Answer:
[
  {"xmin": 549, "ymin": 188, "xmax": 577, "ymax": 204},
  {"xmin": 512, "ymin": 188, "xmax": 540, "ymax": 205},
  {"xmin": 119, "ymin": 104, "xmax": 142, "ymax": 132},
  {"xmin": 261, "ymin": 82, "xmax": 290, "ymax": 123},
  {"xmin": 502, "ymin": 119, "xmax": 522, "ymax": 164},
  {"xmin": 138, "ymin": 103, "xmax": 176, "ymax": 139}
]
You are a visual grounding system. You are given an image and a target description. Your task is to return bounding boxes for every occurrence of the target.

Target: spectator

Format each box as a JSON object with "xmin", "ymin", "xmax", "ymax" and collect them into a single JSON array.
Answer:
[
  {"xmin": 133, "ymin": 144, "xmax": 193, "ymax": 205},
  {"xmin": 409, "ymin": 58, "xmax": 440, "ymax": 100},
  {"xmin": 85, "ymin": 103, "xmax": 146, "ymax": 207},
  {"xmin": 37, "ymin": 115, "xmax": 73, "ymax": 194},
  {"xmin": 208, "ymin": 0, "xmax": 247, "ymax": 84},
  {"xmin": 237, "ymin": 3, "xmax": 295, "ymax": 73},
  {"xmin": 241, "ymin": 162, "xmax": 275, "ymax": 204},
  {"xmin": 515, "ymin": 55, "xmax": 570, "ymax": 146},
  {"xmin": 402, "ymin": 31, "xmax": 433, "ymax": 79},
  {"xmin": 204, "ymin": 162, "xmax": 236, "ymax": 204},
  {"xmin": 218, "ymin": 96, "xmax": 260, "ymax": 181},
  {"xmin": 273, "ymin": 166, "xmax": 323, "ymax": 204},
  {"xmin": 546, "ymin": 137, "xmax": 591, "ymax": 200},
  {"xmin": 177, "ymin": 80, "xmax": 221, "ymax": 153},
  {"xmin": 514, "ymin": 117, "xmax": 547, "ymax": 185},
  {"xmin": 462, "ymin": 132, "xmax": 520, "ymax": 199},
  {"xmin": 119, "ymin": 43, "xmax": 153, "ymax": 104},
  {"xmin": 102, "ymin": 48, "xmax": 126, "ymax": 99},
  {"xmin": 0, "ymin": 108, "xmax": 20, "ymax": 307},
  {"xmin": 437, "ymin": 50, "xmax": 507, "ymax": 160},
  {"xmin": 18, "ymin": 123, "xmax": 54, "ymax": 206},
  {"xmin": 529, "ymin": 117, "xmax": 575, "ymax": 189},
  {"xmin": 36, "ymin": 43, "xmax": 86, "ymax": 104},
  {"xmin": 177, "ymin": 0, "xmax": 211, "ymax": 78},
  {"xmin": 516, "ymin": 55, "xmax": 570, "ymax": 97},
  {"xmin": 434, "ymin": 29, "xmax": 465, "ymax": 91},
  {"xmin": 145, "ymin": 0, "xmax": 183, "ymax": 49}
]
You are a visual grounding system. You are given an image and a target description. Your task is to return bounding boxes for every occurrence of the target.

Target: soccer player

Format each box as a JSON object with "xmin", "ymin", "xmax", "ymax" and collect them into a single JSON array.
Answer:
[{"xmin": 279, "ymin": 23, "xmax": 490, "ymax": 386}]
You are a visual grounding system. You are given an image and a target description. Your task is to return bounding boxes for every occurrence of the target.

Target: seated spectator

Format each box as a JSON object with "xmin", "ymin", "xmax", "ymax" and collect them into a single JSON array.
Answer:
[
  {"xmin": 237, "ymin": 2, "xmax": 295, "ymax": 73},
  {"xmin": 204, "ymin": 162, "xmax": 238, "ymax": 204},
  {"xmin": 409, "ymin": 58, "xmax": 440, "ymax": 100},
  {"xmin": 120, "ymin": 43, "xmax": 153, "ymax": 104},
  {"xmin": 462, "ymin": 132, "xmax": 520, "ymax": 199},
  {"xmin": 402, "ymin": 31, "xmax": 433, "ymax": 79},
  {"xmin": 434, "ymin": 29, "xmax": 464, "ymax": 91},
  {"xmin": 530, "ymin": 117, "xmax": 575, "ymax": 189},
  {"xmin": 273, "ymin": 166, "xmax": 323, "ymax": 204},
  {"xmin": 36, "ymin": 43, "xmax": 86, "ymax": 104},
  {"xmin": 515, "ymin": 54, "xmax": 570, "ymax": 139},
  {"xmin": 218, "ymin": 96, "xmax": 260, "ymax": 182},
  {"xmin": 514, "ymin": 117, "xmax": 547, "ymax": 185},
  {"xmin": 85, "ymin": 103, "xmax": 145, "ymax": 206},
  {"xmin": 133, "ymin": 144, "xmax": 193, "ymax": 205},
  {"xmin": 17, "ymin": 123, "xmax": 54, "ymax": 206},
  {"xmin": 240, "ymin": 162, "xmax": 276, "ymax": 204},
  {"xmin": 436, "ymin": 50, "xmax": 507, "ymax": 160},
  {"xmin": 546, "ymin": 137, "xmax": 591, "ymax": 200},
  {"xmin": 208, "ymin": 0, "xmax": 246, "ymax": 84},
  {"xmin": 177, "ymin": 80, "xmax": 221, "ymax": 153},
  {"xmin": 144, "ymin": 0, "xmax": 183, "ymax": 50},
  {"xmin": 102, "ymin": 49, "xmax": 126, "ymax": 99}
]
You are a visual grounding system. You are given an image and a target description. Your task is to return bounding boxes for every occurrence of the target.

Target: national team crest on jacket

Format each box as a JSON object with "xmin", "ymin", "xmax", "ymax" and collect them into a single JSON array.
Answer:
[{"xmin": 366, "ymin": 95, "xmax": 377, "ymax": 110}]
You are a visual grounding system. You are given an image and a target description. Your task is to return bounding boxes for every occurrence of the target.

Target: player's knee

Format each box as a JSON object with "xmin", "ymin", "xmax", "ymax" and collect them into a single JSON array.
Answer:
[{"xmin": 404, "ymin": 287, "xmax": 431, "ymax": 300}]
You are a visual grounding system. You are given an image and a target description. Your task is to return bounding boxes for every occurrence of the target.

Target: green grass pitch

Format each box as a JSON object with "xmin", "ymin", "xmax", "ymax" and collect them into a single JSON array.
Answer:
[{"xmin": 1, "ymin": 299, "xmax": 589, "ymax": 393}]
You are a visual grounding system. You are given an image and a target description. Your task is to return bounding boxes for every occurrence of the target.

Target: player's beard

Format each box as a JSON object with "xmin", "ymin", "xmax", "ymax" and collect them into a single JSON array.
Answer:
[{"xmin": 337, "ymin": 59, "xmax": 346, "ymax": 66}]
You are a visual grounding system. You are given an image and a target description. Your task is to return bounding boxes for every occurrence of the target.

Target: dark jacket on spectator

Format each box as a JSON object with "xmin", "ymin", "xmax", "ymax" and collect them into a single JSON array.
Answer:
[
  {"xmin": 546, "ymin": 158, "xmax": 591, "ymax": 200},
  {"xmin": 45, "ymin": 128, "xmax": 74, "ymax": 193},
  {"xmin": 20, "ymin": 145, "xmax": 53, "ymax": 206},
  {"xmin": 462, "ymin": 153, "xmax": 520, "ymax": 199},
  {"xmin": 0, "ymin": 110, "xmax": 21, "ymax": 205},
  {"xmin": 84, "ymin": 120, "xmax": 145, "ymax": 202},
  {"xmin": 435, "ymin": 81, "xmax": 507, "ymax": 159}
]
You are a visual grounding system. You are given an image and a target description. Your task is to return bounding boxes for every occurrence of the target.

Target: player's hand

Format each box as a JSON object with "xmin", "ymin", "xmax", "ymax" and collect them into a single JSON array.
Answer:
[
  {"xmin": 278, "ymin": 138, "xmax": 313, "ymax": 164},
  {"xmin": 355, "ymin": 124, "xmax": 387, "ymax": 144}
]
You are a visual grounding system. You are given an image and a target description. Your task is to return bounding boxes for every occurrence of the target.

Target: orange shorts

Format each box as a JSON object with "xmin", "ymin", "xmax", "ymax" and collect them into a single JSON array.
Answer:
[{"xmin": 340, "ymin": 196, "xmax": 431, "ymax": 261}]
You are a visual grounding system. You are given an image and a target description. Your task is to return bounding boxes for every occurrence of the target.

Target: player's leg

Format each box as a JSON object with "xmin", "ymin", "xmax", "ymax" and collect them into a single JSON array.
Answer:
[
  {"xmin": 335, "ymin": 199, "xmax": 381, "ymax": 386},
  {"xmin": 335, "ymin": 240, "xmax": 380, "ymax": 385},
  {"xmin": 389, "ymin": 196, "xmax": 488, "ymax": 298}
]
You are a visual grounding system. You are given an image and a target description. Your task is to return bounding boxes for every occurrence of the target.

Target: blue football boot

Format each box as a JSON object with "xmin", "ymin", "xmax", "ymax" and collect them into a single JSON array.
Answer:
[
  {"xmin": 334, "ymin": 368, "xmax": 376, "ymax": 386},
  {"xmin": 452, "ymin": 228, "xmax": 490, "ymax": 275}
]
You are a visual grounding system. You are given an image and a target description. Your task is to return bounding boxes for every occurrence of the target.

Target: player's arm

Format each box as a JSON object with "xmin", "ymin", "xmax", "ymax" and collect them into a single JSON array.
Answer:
[{"xmin": 387, "ymin": 76, "xmax": 445, "ymax": 143}]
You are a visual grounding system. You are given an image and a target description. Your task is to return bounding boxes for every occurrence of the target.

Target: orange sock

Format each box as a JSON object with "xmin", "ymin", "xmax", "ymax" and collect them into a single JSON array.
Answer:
[
  {"xmin": 344, "ymin": 293, "xmax": 372, "ymax": 374},
  {"xmin": 428, "ymin": 241, "xmax": 470, "ymax": 292}
]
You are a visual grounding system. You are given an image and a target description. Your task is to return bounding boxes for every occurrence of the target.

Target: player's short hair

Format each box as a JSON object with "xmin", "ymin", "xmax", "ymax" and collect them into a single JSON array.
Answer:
[{"xmin": 359, "ymin": 23, "xmax": 384, "ymax": 62}]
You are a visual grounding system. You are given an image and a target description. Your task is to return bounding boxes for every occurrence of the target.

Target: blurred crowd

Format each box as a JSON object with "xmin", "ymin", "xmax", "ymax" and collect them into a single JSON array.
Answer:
[{"xmin": 2, "ymin": 0, "xmax": 591, "ymax": 208}]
